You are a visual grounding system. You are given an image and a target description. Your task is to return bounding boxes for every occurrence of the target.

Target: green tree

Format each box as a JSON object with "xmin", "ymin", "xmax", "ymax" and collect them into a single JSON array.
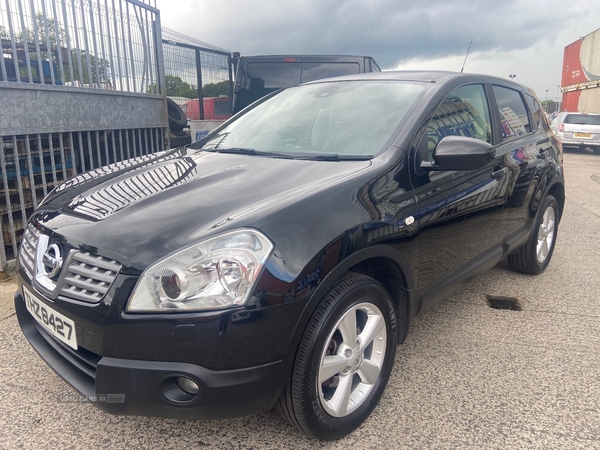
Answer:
[
  {"xmin": 202, "ymin": 80, "xmax": 230, "ymax": 97},
  {"xmin": 69, "ymin": 51, "xmax": 110, "ymax": 84},
  {"xmin": 148, "ymin": 77, "xmax": 230, "ymax": 98},
  {"xmin": 164, "ymin": 75, "xmax": 197, "ymax": 97},
  {"xmin": 18, "ymin": 13, "xmax": 109, "ymax": 84},
  {"xmin": 24, "ymin": 14, "xmax": 66, "ymax": 53},
  {"xmin": 148, "ymin": 75, "xmax": 197, "ymax": 97},
  {"xmin": 541, "ymin": 100, "xmax": 557, "ymax": 114}
]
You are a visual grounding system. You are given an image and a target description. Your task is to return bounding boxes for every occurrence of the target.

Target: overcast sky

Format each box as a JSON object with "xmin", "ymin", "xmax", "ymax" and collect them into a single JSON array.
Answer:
[{"xmin": 155, "ymin": 0, "xmax": 600, "ymax": 102}]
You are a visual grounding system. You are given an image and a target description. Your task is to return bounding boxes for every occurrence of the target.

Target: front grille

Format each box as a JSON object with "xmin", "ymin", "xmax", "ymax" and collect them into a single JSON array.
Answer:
[
  {"xmin": 18, "ymin": 223, "xmax": 121, "ymax": 303},
  {"xmin": 60, "ymin": 252, "xmax": 122, "ymax": 303},
  {"xmin": 19, "ymin": 225, "xmax": 39, "ymax": 280}
]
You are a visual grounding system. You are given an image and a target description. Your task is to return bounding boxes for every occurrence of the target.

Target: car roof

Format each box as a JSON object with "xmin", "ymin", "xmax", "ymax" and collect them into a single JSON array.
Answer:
[
  {"xmin": 236, "ymin": 55, "xmax": 377, "ymax": 65},
  {"xmin": 301, "ymin": 70, "xmax": 530, "ymax": 89}
]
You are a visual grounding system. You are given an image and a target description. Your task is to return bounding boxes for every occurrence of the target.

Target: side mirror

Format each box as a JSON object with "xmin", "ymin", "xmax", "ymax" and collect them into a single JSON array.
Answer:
[{"xmin": 420, "ymin": 135, "xmax": 495, "ymax": 171}]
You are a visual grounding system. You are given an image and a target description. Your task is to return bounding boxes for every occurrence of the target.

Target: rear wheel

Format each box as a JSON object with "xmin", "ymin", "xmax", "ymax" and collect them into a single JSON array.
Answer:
[
  {"xmin": 508, "ymin": 194, "xmax": 559, "ymax": 274},
  {"xmin": 277, "ymin": 273, "xmax": 398, "ymax": 440}
]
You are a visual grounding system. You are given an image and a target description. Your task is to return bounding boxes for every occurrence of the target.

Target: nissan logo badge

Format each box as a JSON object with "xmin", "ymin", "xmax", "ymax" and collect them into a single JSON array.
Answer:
[{"xmin": 42, "ymin": 243, "xmax": 63, "ymax": 278}]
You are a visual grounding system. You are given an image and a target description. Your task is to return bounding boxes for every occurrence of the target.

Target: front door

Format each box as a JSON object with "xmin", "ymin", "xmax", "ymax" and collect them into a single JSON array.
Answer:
[{"xmin": 411, "ymin": 82, "xmax": 513, "ymax": 308}]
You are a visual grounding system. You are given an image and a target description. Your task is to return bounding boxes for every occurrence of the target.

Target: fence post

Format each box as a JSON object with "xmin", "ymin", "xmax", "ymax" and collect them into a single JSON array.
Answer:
[
  {"xmin": 195, "ymin": 48, "xmax": 205, "ymax": 120},
  {"xmin": 0, "ymin": 226, "xmax": 6, "ymax": 268},
  {"xmin": 228, "ymin": 55, "xmax": 234, "ymax": 115},
  {"xmin": 152, "ymin": 12, "xmax": 169, "ymax": 148}
]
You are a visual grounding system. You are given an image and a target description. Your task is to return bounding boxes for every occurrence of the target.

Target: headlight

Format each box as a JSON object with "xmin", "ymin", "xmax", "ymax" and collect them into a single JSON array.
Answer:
[{"xmin": 127, "ymin": 229, "xmax": 274, "ymax": 312}]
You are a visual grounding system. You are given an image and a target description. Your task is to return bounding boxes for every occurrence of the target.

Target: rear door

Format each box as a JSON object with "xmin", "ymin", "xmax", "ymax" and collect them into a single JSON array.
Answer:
[
  {"xmin": 488, "ymin": 82, "xmax": 558, "ymax": 236},
  {"xmin": 412, "ymin": 79, "xmax": 553, "ymax": 308}
]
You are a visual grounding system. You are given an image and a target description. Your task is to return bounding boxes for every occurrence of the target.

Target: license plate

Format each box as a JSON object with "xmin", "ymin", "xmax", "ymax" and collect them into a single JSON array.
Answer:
[
  {"xmin": 574, "ymin": 132, "xmax": 592, "ymax": 138},
  {"xmin": 23, "ymin": 286, "xmax": 78, "ymax": 350}
]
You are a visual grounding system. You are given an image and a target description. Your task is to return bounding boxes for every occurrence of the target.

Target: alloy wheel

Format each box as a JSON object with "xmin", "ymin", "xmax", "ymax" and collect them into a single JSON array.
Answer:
[
  {"xmin": 317, "ymin": 302, "xmax": 387, "ymax": 417},
  {"xmin": 536, "ymin": 205, "xmax": 556, "ymax": 264}
]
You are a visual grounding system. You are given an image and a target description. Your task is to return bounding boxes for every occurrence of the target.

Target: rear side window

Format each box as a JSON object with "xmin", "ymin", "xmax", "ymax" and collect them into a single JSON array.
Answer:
[
  {"xmin": 493, "ymin": 86, "xmax": 531, "ymax": 140},
  {"xmin": 564, "ymin": 114, "xmax": 600, "ymax": 125},
  {"xmin": 300, "ymin": 63, "xmax": 361, "ymax": 83},
  {"xmin": 525, "ymin": 94, "xmax": 542, "ymax": 132}
]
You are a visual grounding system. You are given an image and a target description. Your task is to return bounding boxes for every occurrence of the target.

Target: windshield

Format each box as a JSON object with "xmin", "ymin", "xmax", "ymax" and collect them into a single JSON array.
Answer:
[{"xmin": 200, "ymin": 81, "xmax": 425, "ymax": 157}]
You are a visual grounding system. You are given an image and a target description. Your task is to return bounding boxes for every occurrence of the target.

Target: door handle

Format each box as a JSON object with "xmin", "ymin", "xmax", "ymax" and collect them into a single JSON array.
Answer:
[
  {"xmin": 491, "ymin": 167, "xmax": 508, "ymax": 179},
  {"xmin": 538, "ymin": 149, "xmax": 550, "ymax": 159}
]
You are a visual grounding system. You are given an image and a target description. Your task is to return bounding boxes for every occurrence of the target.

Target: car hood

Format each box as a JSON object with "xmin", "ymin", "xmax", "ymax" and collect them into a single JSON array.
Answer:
[{"xmin": 35, "ymin": 148, "xmax": 371, "ymax": 271}]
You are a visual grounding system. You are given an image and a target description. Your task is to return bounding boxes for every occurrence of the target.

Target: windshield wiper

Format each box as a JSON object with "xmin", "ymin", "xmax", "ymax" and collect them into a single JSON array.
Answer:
[
  {"xmin": 201, "ymin": 147, "xmax": 294, "ymax": 159},
  {"xmin": 296, "ymin": 154, "xmax": 374, "ymax": 161},
  {"xmin": 200, "ymin": 148, "xmax": 373, "ymax": 161}
]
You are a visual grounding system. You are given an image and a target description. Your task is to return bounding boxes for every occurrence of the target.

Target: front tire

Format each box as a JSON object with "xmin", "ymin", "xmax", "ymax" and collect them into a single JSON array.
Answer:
[
  {"xmin": 277, "ymin": 273, "xmax": 398, "ymax": 440},
  {"xmin": 508, "ymin": 194, "xmax": 559, "ymax": 274}
]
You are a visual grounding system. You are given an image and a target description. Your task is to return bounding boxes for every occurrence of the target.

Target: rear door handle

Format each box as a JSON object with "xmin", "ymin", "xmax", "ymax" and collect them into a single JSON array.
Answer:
[
  {"xmin": 538, "ymin": 149, "xmax": 550, "ymax": 159},
  {"xmin": 491, "ymin": 167, "xmax": 508, "ymax": 179}
]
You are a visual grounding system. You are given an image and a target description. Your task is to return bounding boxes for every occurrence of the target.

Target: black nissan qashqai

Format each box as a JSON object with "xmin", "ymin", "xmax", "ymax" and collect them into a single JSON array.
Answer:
[{"xmin": 15, "ymin": 71, "xmax": 564, "ymax": 440}]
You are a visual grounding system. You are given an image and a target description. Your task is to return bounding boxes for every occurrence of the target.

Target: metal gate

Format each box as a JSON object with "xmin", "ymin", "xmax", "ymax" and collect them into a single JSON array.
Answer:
[
  {"xmin": 161, "ymin": 27, "xmax": 233, "ymax": 119},
  {"xmin": 0, "ymin": 0, "xmax": 168, "ymax": 267}
]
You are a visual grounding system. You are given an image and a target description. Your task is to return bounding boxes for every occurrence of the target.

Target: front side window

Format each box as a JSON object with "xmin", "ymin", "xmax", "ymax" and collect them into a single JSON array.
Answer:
[
  {"xmin": 493, "ymin": 85, "xmax": 531, "ymax": 140},
  {"xmin": 425, "ymin": 84, "xmax": 492, "ymax": 161}
]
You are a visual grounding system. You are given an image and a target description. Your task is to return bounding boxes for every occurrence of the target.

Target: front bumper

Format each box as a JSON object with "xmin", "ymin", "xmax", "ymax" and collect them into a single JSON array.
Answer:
[{"xmin": 15, "ymin": 291, "xmax": 282, "ymax": 420}]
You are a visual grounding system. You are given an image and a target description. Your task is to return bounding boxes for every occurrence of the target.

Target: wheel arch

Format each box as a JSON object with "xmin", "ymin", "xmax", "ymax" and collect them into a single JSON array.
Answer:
[
  {"xmin": 547, "ymin": 180, "xmax": 565, "ymax": 221},
  {"xmin": 267, "ymin": 245, "xmax": 416, "ymax": 409},
  {"xmin": 309, "ymin": 246, "xmax": 416, "ymax": 341}
]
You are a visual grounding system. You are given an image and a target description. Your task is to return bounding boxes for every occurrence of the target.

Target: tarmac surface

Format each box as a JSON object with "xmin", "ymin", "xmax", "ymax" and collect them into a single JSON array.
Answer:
[{"xmin": 0, "ymin": 149, "xmax": 598, "ymax": 449}]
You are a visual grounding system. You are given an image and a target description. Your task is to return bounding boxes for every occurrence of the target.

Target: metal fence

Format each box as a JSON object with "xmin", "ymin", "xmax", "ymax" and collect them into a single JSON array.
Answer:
[
  {"xmin": 161, "ymin": 27, "xmax": 232, "ymax": 117},
  {"xmin": 0, "ymin": 0, "xmax": 168, "ymax": 267},
  {"xmin": 0, "ymin": 0, "xmax": 161, "ymax": 93}
]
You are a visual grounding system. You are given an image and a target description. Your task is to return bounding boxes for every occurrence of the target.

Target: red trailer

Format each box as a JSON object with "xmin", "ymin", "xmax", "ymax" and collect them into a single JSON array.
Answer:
[{"xmin": 561, "ymin": 28, "xmax": 600, "ymax": 113}]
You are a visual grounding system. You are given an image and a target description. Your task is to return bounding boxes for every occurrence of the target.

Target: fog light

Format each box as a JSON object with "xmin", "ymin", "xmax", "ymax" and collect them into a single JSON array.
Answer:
[{"xmin": 176, "ymin": 376, "xmax": 200, "ymax": 396}]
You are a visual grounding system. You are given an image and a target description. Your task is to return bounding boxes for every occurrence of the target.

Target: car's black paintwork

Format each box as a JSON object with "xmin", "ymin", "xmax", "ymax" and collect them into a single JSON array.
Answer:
[{"xmin": 15, "ymin": 71, "xmax": 565, "ymax": 419}]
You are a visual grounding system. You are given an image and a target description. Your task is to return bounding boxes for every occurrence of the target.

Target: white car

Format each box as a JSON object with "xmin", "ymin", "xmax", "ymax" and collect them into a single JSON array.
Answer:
[{"xmin": 550, "ymin": 112, "xmax": 600, "ymax": 154}]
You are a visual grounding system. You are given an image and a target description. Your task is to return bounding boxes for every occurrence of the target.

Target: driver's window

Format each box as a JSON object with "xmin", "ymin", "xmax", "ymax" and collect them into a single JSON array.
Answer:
[{"xmin": 426, "ymin": 84, "xmax": 493, "ymax": 162}]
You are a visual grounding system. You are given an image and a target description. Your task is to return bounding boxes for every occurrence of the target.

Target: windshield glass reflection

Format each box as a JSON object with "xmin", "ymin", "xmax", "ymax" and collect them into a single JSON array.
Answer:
[{"xmin": 201, "ymin": 81, "xmax": 425, "ymax": 157}]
